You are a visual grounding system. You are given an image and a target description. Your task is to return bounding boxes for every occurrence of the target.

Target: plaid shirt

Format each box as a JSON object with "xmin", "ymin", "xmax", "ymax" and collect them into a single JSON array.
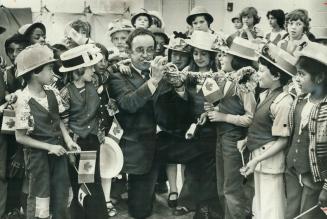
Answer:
[{"xmin": 289, "ymin": 94, "xmax": 327, "ymax": 190}]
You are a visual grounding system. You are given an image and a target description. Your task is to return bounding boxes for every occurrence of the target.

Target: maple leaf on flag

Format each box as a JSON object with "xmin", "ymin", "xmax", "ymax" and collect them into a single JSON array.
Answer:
[
  {"xmin": 83, "ymin": 162, "xmax": 92, "ymax": 172},
  {"xmin": 6, "ymin": 119, "xmax": 15, "ymax": 128},
  {"xmin": 205, "ymin": 81, "xmax": 213, "ymax": 91}
]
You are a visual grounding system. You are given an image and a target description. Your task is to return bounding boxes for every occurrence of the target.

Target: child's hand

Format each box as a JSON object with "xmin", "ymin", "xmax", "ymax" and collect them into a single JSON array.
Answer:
[
  {"xmin": 66, "ymin": 140, "xmax": 81, "ymax": 152},
  {"xmin": 207, "ymin": 111, "xmax": 225, "ymax": 122},
  {"xmin": 204, "ymin": 102, "xmax": 214, "ymax": 112},
  {"xmin": 197, "ymin": 112, "xmax": 208, "ymax": 126},
  {"xmin": 5, "ymin": 93, "xmax": 17, "ymax": 104},
  {"xmin": 240, "ymin": 158, "xmax": 258, "ymax": 177},
  {"xmin": 237, "ymin": 138, "xmax": 247, "ymax": 153},
  {"xmin": 48, "ymin": 145, "xmax": 67, "ymax": 156},
  {"xmin": 319, "ymin": 189, "xmax": 327, "ymax": 207}
]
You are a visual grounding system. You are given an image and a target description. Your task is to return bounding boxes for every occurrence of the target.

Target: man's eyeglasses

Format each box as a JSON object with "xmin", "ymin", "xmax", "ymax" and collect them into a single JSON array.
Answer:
[{"xmin": 134, "ymin": 47, "xmax": 155, "ymax": 55}]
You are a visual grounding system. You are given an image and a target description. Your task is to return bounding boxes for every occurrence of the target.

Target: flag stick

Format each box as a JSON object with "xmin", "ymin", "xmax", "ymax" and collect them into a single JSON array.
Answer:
[
  {"xmin": 293, "ymin": 204, "xmax": 319, "ymax": 219},
  {"xmin": 67, "ymin": 150, "xmax": 97, "ymax": 154},
  {"xmin": 72, "ymin": 165, "xmax": 92, "ymax": 196}
]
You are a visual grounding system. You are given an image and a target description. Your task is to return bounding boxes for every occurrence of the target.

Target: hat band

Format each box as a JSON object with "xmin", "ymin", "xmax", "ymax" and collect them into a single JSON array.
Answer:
[
  {"xmin": 62, "ymin": 54, "xmax": 93, "ymax": 68},
  {"xmin": 229, "ymin": 44, "xmax": 255, "ymax": 58}
]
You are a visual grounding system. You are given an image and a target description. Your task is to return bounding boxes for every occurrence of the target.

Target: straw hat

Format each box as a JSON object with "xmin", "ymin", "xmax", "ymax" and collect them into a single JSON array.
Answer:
[
  {"xmin": 107, "ymin": 19, "xmax": 134, "ymax": 38},
  {"xmin": 59, "ymin": 44, "xmax": 103, "ymax": 72},
  {"xmin": 257, "ymin": 43, "xmax": 297, "ymax": 76},
  {"xmin": 164, "ymin": 37, "xmax": 191, "ymax": 53},
  {"xmin": 0, "ymin": 26, "xmax": 6, "ymax": 34},
  {"xmin": 15, "ymin": 44, "xmax": 56, "ymax": 78},
  {"xmin": 185, "ymin": 30, "xmax": 218, "ymax": 52},
  {"xmin": 131, "ymin": 8, "xmax": 153, "ymax": 28},
  {"xmin": 311, "ymin": 27, "xmax": 327, "ymax": 40},
  {"xmin": 18, "ymin": 22, "xmax": 46, "ymax": 36},
  {"xmin": 148, "ymin": 10, "xmax": 165, "ymax": 29},
  {"xmin": 186, "ymin": 6, "xmax": 214, "ymax": 25},
  {"xmin": 224, "ymin": 37, "xmax": 259, "ymax": 61},
  {"xmin": 295, "ymin": 41, "xmax": 327, "ymax": 66},
  {"xmin": 100, "ymin": 137, "xmax": 124, "ymax": 179}
]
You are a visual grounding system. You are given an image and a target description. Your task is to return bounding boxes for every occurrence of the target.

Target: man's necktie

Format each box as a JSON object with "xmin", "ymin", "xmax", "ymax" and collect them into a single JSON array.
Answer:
[{"xmin": 141, "ymin": 69, "xmax": 150, "ymax": 80}]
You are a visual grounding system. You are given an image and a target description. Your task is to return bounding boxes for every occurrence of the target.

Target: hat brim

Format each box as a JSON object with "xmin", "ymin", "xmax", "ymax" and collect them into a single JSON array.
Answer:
[
  {"xmin": 185, "ymin": 39, "xmax": 217, "ymax": 52},
  {"xmin": 59, "ymin": 53, "xmax": 103, "ymax": 73},
  {"xmin": 186, "ymin": 13, "xmax": 214, "ymax": 25},
  {"xmin": 164, "ymin": 45, "xmax": 190, "ymax": 53},
  {"xmin": 109, "ymin": 28, "xmax": 133, "ymax": 38},
  {"xmin": 131, "ymin": 13, "xmax": 153, "ymax": 28},
  {"xmin": 23, "ymin": 23, "xmax": 46, "ymax": 36},
  {"xmin": 257, "ymin": 52, "xmax": 295, "ymax": 76},
  {"xmin": 16, "ymin": 58, "xmax": 57, "ymax": 78},
  {"xmin": 100, "ymin": 137, "xmax": 124, "ymax": 179},
  {"xmin": 0, "ymin": 26, "xmax": 6, "ymax": 34},
  {"xmin": 226, "ymin": 49, "xmax": 258, "ymax": 61}
]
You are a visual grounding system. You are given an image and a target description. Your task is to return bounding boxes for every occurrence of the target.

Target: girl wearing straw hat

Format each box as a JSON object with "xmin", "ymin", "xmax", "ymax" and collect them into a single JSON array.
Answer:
[
  {"xmin": 179, "ymin": 30, "xmax": 222, "ymax": 218},
  {"xmin": 59, "ymin": 44, "xmax": 108, "ymax": 219},
  {"xmin": 186, "ymin": 6, "xmax": 215, "ymax": 34},
  {"xmin": 240, "ymin": 43, "xmax": 295, "ymax": 219},
  {"xmin": 14, "ymin": 44, "xmax": 80, "ymax": 219},
  {"xmin": 208, "ymin": 37, "xmax": 258, "ymax": 219},
  {"xmin": 285, "ymin": 42, "xmax": 327, "ymax": 219}
]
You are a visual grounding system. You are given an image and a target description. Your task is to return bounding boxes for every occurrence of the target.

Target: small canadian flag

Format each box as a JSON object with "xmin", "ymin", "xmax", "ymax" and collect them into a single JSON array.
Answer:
[
  {"xmin": 78, "ymin": 184, "xmax": 91, "ymax": 207},
  {"xmin": 321, "ymin": 207, "xmax": 327, "ymax": 215},
  {"xmin": 108, "ymin": 117, "xmax": 123, "ymax": 143},
  {"xmin": 78, "ymin": 151, "xmax": 96, "ymax": 184},
  {"xmin": 202, "ymin": 78, "xmax": 224, "ymax": 103}
]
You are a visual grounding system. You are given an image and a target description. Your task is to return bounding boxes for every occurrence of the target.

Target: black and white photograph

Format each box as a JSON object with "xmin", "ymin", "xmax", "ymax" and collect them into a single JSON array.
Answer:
[{"xmin": 0, "ymin": 0, "xmax": 327, "ymax": 218}]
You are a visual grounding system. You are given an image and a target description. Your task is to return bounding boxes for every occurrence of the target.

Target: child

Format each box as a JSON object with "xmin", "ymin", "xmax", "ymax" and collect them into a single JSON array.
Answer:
[
  {"xmin": 209, "ymin": 37, "xmax": 258, "ymax": 219},
  {"xmin": 186, "ymin": 6, "xmax": 215, "ymax": 34},
  {"xmin": 285, "ymin": 42, "xmax": 327, "ymax": 219},
  {"xmin": 240, "ymin": 43, "xmax": 295, "ymax": 219},
  {"xmin": 14, "ymin": 44, "xmax": 80, "ymax": 219},
  {"xmin": 18, "ymin": 22, "xmax": 46, "ymax": 46},
  {"xmin": 265, "ymin": 9, "xmax": 287, "ymax": 45},
  {"xmin": 278, "ymin": 9, "xmax": 311, "ymax": 55},
  {"xmin": 239, "ymin": 7, "xmax": 264, "ymax": 41},
  {"xmin": 131, "ymin": 9, "xmax": 153, "ymax": 29},
  {"xmin": 107, "ymin": 19, "xmax": 133, "ymax": 55},
  {"xmin": 59, "ymin": 44, "xmax": 108, "ymax": 219},
  {"xmin": 232, "ymin": 16, "xmax": 243, "ymax": 32}
]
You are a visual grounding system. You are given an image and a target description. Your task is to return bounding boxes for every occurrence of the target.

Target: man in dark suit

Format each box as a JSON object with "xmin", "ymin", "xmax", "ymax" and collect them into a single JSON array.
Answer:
[{"xmin": 108, "ymin": 28, "xmax": 168, "ymax": 219}]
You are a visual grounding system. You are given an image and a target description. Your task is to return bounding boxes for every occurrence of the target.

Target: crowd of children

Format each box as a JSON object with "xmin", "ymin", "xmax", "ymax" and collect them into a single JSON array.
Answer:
[{"xmin": 0, "ymin": 4, "xmax": 327, "ymax": 219}]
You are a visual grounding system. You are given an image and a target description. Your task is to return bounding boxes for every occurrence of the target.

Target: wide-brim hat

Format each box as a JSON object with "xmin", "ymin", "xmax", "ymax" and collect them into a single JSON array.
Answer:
[
  {"xmin": 15, "ymin": 44, "xmax": 56, "ymax": 78},
  {"xmin": 257, "ymin": 43, "xmax": 297, "ymax": 76},
  {"xmin": 185, "ymin": 30, "xmax": 218, "ymax": 52},
  {"xmin": 59, "ymin": 44, "xmax": 103, "ymax": 72},
  {"xmin": 224, "ymin": 37, "xmax": 258, "ymax": 61},
  {"xmin": 18, "ymin": 22, "xmax": 46, "ymax": 36},
  {"xmin": 107, "ymin": 19, "xmax": 134, "ymax": 38},
  {"xmin": 148, "ymin": 10, "xmax": 165, "ymax": 29},
  {"xmin": 186, "ymin": 6, "xmax": 214, "ymax": 25},
  {"xmin": 164, "ymin": 37, "xmax": 191, "ymax": 53},
  {"xmin": 294, "ymin": 41, "xmax": 327, "ymax": 66},
  {"xmin": 0, "ymin": 26, "xmax": 6, "ymax": 34},
  {"xmin": 131, "ymin": 8, "xmax": 153, "ymax": 28},
  {"xmin": 311, "ymin": 27, "xmax": 327, "ymax": 40},
  {"xmin": 99, "ymin": 137, "xmax": 124, "ymax": 179}
]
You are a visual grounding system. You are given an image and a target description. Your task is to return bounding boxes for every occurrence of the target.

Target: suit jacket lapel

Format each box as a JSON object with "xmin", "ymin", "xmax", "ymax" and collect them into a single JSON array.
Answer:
[{"xmin": 124, "ymin": 66, "xmax": 148, "ymax": 89}]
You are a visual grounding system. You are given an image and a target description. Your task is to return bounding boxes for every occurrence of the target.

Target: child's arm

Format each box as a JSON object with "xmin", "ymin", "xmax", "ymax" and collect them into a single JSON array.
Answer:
[
  {"xmin": 241, "ymin": 136, "xmax": 288, "ymax": 176},
  {"xmin": 59, "ymin": 120, "xmax": 80, "ymax": 151},
  {"xmin": 15, "ymin": 129, "xmax": 66, "ymax": 156}
]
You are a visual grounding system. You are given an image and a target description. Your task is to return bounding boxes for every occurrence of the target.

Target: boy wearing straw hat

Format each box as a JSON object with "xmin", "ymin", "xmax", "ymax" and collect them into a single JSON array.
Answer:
[
  {"xmin": 285, "ymin": 42, "xmax": 327, "ymax": 219},
  {"xmin": 240, "ymin": 43, "xmax": 295, "ymax": 219},
  {"xmin": 14, "ymin": 44, "xmax": 80, "ymax": 219},
  {"xmin": 59, "ymin": 44, "xmax": 109, "ymax": 219}
]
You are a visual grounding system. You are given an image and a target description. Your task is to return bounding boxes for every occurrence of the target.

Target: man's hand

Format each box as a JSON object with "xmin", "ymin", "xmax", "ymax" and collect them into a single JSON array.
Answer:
[
  {"xmin": 119, "ymin": 64, "xmax": 132, "ymax": 77},
  {"xmin": 48, "ymin": 145, "xmax": 67, "ymax": 156},
  {"xmin": 151, "ymin": 56, "xmax": 167, "ymax": 84}
]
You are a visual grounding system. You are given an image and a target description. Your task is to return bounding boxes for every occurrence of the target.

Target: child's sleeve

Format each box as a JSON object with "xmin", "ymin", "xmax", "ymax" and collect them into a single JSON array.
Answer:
[
  {"xmin": 271, "ymin": 93, "xmax": 294, "ymax": 137},
  {"xmin": 15, "ymin": 91, "xmax": 34, "ymax": 133}
]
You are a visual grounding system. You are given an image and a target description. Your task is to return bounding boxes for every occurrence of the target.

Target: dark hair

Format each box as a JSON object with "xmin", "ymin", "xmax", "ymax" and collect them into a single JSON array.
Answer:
[
  {"xmin": 286, "ymin": 9, "xmax": 310, "ymax": 33},
  {"xmin": 259, "ymin": 57, "xmax": 291, "ymax": 86},
  {"xmin": 154, "ymin": 32, "xmax": 169, "ymax": 44},
  {"xmin": 4, "ymin": 34, "xmax": 28, "ymax": 56},
  {"xmin": 231, "ymin": 55, "xmax": 256, "ymax": 71},
  {"xmin": 296, "ymin": 56, "xmax": 327, "ymax": 85},
  {"xmin": 189, "ymin": 14, "xmax": 211, "ymax": 27},
  {"xmin": 266, "ymin": 9, "xmax": 285, "ymax": 29},
  {"xmin": 95, "ymin": 43, "xmax": 109, "ymax": 60},
  {"xmin": 239, "ymin": 7, "xmax": 261, "ymax": 25},
  {"xmin": 71, "ymin": 19, "xmax": 91, "ymax": 37},
  {"xmin": 126, "ymin": 28, "xmax": 156, "ymax": 51},
  {"xmin": 188, "ymin": 48, "xmax": 218, "ymax": 72}
]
